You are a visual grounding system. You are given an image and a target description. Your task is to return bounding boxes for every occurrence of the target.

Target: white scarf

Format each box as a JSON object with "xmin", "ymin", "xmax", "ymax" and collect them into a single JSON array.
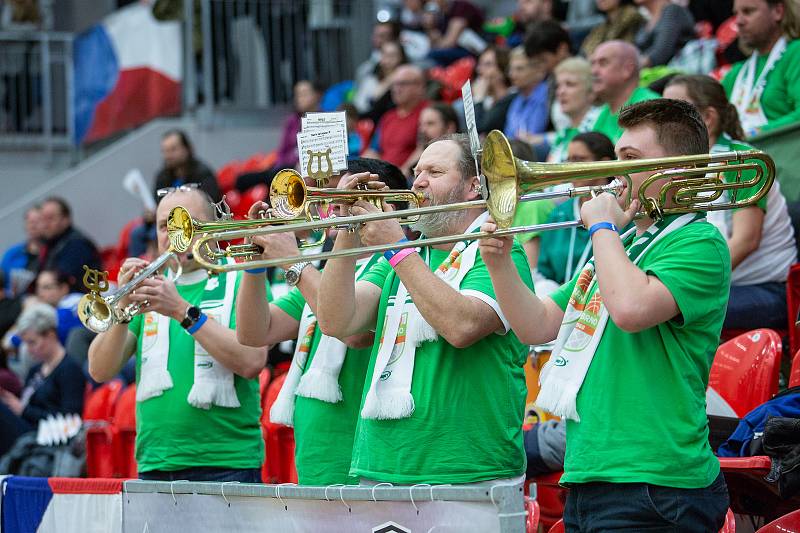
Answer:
[
  {"xmin": 361, "ymin": 212, "xmax": 489, "ymax": 420},
  {"xmin": 730, "ymin": 37, "xmax": 787, "ymax": 134},
  {"xmin": 536, "ymin": 213, "xmax": 698, "ymax": 421},
  {"xmin": 270, "ymin": 258, "xmax": 372, "ymax": 427},
  {"xmin": 136, "ymin": 267, "xmax": 240, "ymax": 410}
]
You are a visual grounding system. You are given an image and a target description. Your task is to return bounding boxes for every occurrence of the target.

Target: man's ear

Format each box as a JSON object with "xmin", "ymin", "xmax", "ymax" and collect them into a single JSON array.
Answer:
[{"xmin": 466, "ymin": 175, "xmax": 482, "ymax": 200}]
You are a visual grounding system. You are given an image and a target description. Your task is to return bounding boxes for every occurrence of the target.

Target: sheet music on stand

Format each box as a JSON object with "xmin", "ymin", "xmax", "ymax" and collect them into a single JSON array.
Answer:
[
  {"xmin": 461, "ymin": 80, "xmax": 485, "ymax": 197},
  {"xmin": 297, "ymin": 111, "xmax": 349, "ymax": 176}
]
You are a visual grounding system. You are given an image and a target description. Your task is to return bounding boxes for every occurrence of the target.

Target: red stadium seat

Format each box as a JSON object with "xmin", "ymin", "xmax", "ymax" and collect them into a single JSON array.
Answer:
[
  {"xmin": 708, "ymin": 329, "xmax": 782, "ymax": 417},
  {"xmin": 548, "ymin": 519, "xmax": 564, "ymax": 533},
  {"xmin": 217, "ymin": 160, "xmax": 245, "ymax": 193},
  {"xmin": 113, "ymin": 384, "xmax": 137, "ymax": 478},
  {"xmin": 261, "ymin": 372, "xmax": 297, "ymax": 484},
  {"xmin": 84, "ymin": 380, "xmax": 124, "ymax": 478},
  {"xmin": 786, "ymin": 263, "xmax": 800, "ymax": 358},
  {"xmin": 356, "ymin": 119, "xmax": 375, "ymax": 152},
  {"xmin": 757, "ymin": 509, "xmax": 800, "ymax": 532},
  {"xmin": 427, "ymin": 56, "xmax": 477, "ymax": 103},
  {"xmin": 790, "ymin": 347, "xmax": 800, "ymax": 388},
  {"xmin": 525, "ymin": 497, "xmax": 540, "ymax": 533},
  {"xmin": 529, "ymin": 471, "xmax": 566, "ymax": 529}
]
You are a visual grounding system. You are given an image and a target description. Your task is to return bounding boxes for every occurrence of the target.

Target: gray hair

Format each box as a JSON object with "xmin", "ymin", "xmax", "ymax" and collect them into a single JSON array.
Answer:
[
  {"xmin": 429, "ymin": 133, "xmax": 476, "ymax": 182},
  {"xmin": 17, "ymin": 303, "xmax": 58, "ymax": 335}
]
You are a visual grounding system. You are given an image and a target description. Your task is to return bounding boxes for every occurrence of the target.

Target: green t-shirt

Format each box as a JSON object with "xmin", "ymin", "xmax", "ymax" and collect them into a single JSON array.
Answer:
[
  {"xmin": 722, "ymin": 39, "xmax": 800, "ymax": 134},
  {"xmin": 351, "ymin": 242, "xmax": 533, "ymax": 484},
  {"xmin": 592, "ymin": 86, "xmax": 660, "ymax": 143},
  {"xmin": 512, "ymin": 199, "xmax": 556, "ymax": 244},
  {"xmin": 272, "ymin": 255, "xmax": 380, "ymax": 485},
  {"xmin": 128, "ymin": 271, "xmax": 267, "ymax": 473},
  {"xmin": 550, "ymin": 218, "xmax": 731, "ymax": 488}
]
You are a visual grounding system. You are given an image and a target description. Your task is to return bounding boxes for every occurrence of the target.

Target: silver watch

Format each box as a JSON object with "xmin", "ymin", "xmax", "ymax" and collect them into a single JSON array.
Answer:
[{"xmin": 285, "ymin": 262, "xmax": 311, "ymax": 286}]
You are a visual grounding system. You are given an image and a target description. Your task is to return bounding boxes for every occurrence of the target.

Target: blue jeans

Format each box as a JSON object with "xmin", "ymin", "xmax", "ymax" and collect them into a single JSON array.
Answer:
[
  {"xmin": 139, "ymin": 466, "xmax": 261, "ymax": 483},
  {"xmin": 563, "ymin": 472, "xmax": 728, "ymax": 532},
  {"xmin": 724, "ymin": 282, "xmax": 787, "ymax": 330}
]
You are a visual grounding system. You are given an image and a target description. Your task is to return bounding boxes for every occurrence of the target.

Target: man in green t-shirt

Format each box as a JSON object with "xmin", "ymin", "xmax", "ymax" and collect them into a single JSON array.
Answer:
[
  {"xmin": 480, "ymin": 100, "xmax": 732, "ymax": 531},
  {"xmin": 722, "ymin": 0, "xmax": 800, "ymax": 136},
  {"xmin": 236, "ymin": 158, "xmax": 408, "ymax": 486},
  {"xmin": 590, "ymin": 40, "xmax": 659, "ymax": 142},
  {"xmin": 317, "ymin": 134, "xmax": 533, "ymax": 485},
  {"xmin": 88, "ymin": 188, "xmax": 268, "ymax": 482}
]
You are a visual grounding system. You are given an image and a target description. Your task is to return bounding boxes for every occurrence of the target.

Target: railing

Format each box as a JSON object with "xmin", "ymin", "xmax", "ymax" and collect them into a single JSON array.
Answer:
[
  {"xmin": 0, "ymin": 30, "xmax": 74, "ymax": 155},
  {"xmin": 187, "ymin": 0, "xmax": 374, "ymax": 116}
]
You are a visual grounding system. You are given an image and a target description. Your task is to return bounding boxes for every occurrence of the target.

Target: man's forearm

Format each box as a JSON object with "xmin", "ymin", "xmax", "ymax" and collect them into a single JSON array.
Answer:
[
  {"xmin": 235, "ymin": 272, "xmax": 270, "ymax": 347},
  {"xmin": 317, "ymin": 233, "xmax": 360, "ymax": 336},
  {"xmin": 193, "ymin": 318, "xmax": 267, "ymax": 379},
  {"xmin": 88, "ymin": 325, "xmax": 132, "ymax": 382}
]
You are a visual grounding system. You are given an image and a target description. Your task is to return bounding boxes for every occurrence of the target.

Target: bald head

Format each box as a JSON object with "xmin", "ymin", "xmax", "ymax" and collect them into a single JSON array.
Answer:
[
  {"xmin": 391, "ymin": 64, "xmax": 426, "ymax": 109},
  {"xmin": 591, "ymin": 40, "xmax": 641, "ymax": 104},
  {"xmin": 155, "ymin": 188, "xmax": 215, "ymax": 256}
]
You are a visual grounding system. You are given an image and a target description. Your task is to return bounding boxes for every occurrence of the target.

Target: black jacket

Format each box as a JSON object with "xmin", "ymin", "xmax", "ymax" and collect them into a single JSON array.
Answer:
[{"xmin": 40, "ymin": 226, "xmax": 102, "ymax": 289}]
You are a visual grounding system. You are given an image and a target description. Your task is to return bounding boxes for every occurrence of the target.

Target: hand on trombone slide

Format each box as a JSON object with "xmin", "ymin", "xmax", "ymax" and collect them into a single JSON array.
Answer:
[{"xmin": 245, "ymin": 200, "xmax": 303, "ymax": 270}]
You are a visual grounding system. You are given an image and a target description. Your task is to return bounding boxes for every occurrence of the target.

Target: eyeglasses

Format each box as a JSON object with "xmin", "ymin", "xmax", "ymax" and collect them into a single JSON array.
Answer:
[{"xmin": 156, "ymin": 183, "xmax": 200, "ymax": 198}]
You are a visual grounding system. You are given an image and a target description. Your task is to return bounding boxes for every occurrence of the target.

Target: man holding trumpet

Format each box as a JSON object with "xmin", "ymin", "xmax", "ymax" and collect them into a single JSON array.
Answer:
[
  {"xmin": 480, "ymin": 99, "xmax": 731, "ymax": 531},
  {"xmin": 88, "ymin": 186, "xmax": 268, "ymax": 482},
  {"xmin": 317, "ymin": 134, "xmax": 533, "ymax": 485},
  {"xmin": 235, "ymin": 158, "xmax": 408, "ymax": 486}
]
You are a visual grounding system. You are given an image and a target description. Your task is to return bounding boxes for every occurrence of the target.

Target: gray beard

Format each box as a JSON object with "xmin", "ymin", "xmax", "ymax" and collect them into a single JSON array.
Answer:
[{"xmin": 410, "ymin": 184, "xmax": 468, "ymax": 237}]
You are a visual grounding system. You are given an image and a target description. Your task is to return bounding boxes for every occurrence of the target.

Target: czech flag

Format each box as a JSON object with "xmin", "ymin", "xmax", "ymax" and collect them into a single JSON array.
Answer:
[
  {"xmin": 0, "ymin": 476, "xmax": 123, "ymax": 533},
  {"xmin": 73, "ymin": 3, "xmax": 182, "ymax": 145}
]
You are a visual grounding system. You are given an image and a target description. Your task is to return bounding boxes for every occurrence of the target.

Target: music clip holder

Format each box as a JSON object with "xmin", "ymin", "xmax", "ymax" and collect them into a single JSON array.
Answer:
[{"xmin": 307, "ymin": 148, "xmax": 334, "ymax": 188}]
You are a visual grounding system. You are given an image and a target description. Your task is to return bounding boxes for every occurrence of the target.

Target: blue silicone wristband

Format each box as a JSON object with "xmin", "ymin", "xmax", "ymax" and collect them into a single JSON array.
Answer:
[
  {"xmin": 383, "ymin": 237, "xmax": 410, "ymax": 260},
  {"xmin": 186, "ymin": 313, "xmax": 208, "ymax": 335},
  {"xmin": 588, "ymin": 222, "xmax": 619, "ymax": 237},
  {"xmin": 244, "ymin": 268, "xmax": 267, "ymax": 274}
]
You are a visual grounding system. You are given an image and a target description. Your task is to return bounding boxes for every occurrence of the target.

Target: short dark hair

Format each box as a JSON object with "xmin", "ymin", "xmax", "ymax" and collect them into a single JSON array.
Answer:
[
  {"xmin": 431, "ymin": 133, "xmax": 475, "ymax": 182},
  {"xmin": 427, "ymin": 102, "xmax": 459, "ymax": 131},
  {"xmin": 523, "ymin": 20, "xmax": 571, "ymax": 59},
  {"xmin": 571, "ymin": 131, "xmax": 616, "ymax": 161},
  {"xmin": 162, "ymin": 129, "xmax": 195, "ymax": 159},
  {"xmin": 376, "ymin": 20, "xmax": 401, "ymax": 41},
  {"xmin": 347, "ymin": 157, "xmax": 408, "ymax": 190},
  {"xmin": 618, "ymin": 99, "xmax": 709, "ymax": 156},
  {"xmin": 42, "ymin": 196, "xmax": 71, "ymax": 219}
]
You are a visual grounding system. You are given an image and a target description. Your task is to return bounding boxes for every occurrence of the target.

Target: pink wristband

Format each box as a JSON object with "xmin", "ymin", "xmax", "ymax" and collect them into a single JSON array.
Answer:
[{"xmin": 388, "ymin": 247, "xmax": 417, "ymax": 268}]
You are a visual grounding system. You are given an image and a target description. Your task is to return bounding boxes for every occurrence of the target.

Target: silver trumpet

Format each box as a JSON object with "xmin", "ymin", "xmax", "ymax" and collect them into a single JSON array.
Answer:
[{"xmin": 77, "ymin": 250, "xmax": 182, "ymax": 333}]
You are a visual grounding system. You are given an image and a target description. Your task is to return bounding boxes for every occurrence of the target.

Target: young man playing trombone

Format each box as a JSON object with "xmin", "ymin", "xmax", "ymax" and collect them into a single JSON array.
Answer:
[
  {"xmin": 235, "ymin": 158, "xmax": 408, "ymax": 485},
  {"xmin": 316, "ymin": 134, "xmax": 533, "ymax": 485},
  {"xmin": 480, "ymin": 99, "xmax": 732, "ymax": 531},
  {"xmin": 88, "ymin": 187, "xmax": 268, "ymax": 482}
]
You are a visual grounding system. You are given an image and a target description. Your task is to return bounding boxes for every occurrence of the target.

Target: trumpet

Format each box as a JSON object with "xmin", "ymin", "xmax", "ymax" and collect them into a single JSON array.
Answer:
[
  {"xmin": 77, "ymin": 251, "xmax": 182, "ymax": 333},
  {"xmin": 187, "ymin": 130, "xmax": 775, "ymax": 272},
  {"xmin": 269, "ymin": 168, "xmax": 425, "ymax": 223}
]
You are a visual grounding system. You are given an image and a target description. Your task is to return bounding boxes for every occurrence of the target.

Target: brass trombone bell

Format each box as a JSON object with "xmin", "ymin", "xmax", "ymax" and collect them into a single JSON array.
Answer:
[{"xmin": 269, "ymin": 169, "xmax": 425, "ymax": 223}]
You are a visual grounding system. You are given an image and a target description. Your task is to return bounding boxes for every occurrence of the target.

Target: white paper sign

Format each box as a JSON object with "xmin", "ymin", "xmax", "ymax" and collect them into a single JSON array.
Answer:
[
  {"xmin": 122, "ymin": 168, "xmax": 156, "ymax": 211},
  {"xmin": 297, "ymin": 111, "xmax": 349, "ymax": 176},
  {"xmin": 461, "ymin": 80, "xmax": 481, "ymax": 158}
]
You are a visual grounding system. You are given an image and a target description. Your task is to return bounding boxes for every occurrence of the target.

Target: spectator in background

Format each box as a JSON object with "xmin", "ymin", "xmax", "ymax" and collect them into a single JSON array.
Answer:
[
  {"xmin": 664, "ymin": 74, "xmax": 797, "ymax": 330},
  {"xmin": 403, "ymin": 102, "xmax": 460, "ymax": 176},
  {"xmin": 1, "ymin": 205, "xmax": 42, "ymax": 296},
  {"xmin": 341, "ymin": 104, "xmax": 363, "ymax": 158},
  {"xmin": 355, "ymin": 20, "xmax": 402, "ymax": 87},
  {"xmin": 468, "ymin": 45, "xmax": 514, "ymax": 134},
  {"xmin": 235, "ymin": 80, "xmax": 323, "ymax": 192},
  {"xmin": 37, "ymin": 197, "xmax": 102, "ymax": 290},
  {"xmin": 0, "ymin": 304, "xmax": 86, "ymax": 457},
  {"xmin": 353, "ymin": 40, "xmax": 408, "ymax": 124},
  {"xmin": 153, "ymin": 129, "xmax": 221, "ymax": 203},
  {"xmin": 422, "ymin": 0, "xmax": 485, "ymax": 66},
  {"xmin": 363, "ymin": 65, "xmax": 429, "ymax": 170},
  {"xmin": 504, "ymin": 47, "xmax": 549, "ymax": 143},
  {"xmin": 590, "ymin": 40, "xmax": 659, "ymax": 142},
  {"xmin": 564, "ymin": 0, "xmax": 604, "ymax": 47},
  {"xmin": 507, "ymin": 0, "xmax": 554, "ymax": 47},
  {"xmin": 523, "ymin": 20, "xmax": 573, "ymax": 133},
  {"xmin": 33, "ymin": 270, "xmax": 83, "ymax": 348},
  {"xmin": 548, "ymin": 57, "xmax": 601, "ymax": 162},
  {"xmin": 633, "ymin": 0, "xmax": 695, "ymax": 67},
  {"xmin": 722, "ymin": 0, "xmax": 800, "ymax": 136},
  {"xmin": 536, "ymin": 132, "xmax": 617, "ymax": 294},
  {"xmin": 581, "ymin": 0, "xmax": 645, "ymax": 57}
]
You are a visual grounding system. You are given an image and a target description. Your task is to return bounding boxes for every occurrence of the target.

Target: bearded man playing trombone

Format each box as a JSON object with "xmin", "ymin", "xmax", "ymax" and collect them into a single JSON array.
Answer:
[
  {"xmin": 88, "ymin": 186, "xmax": 268, "ymax": 482},
  {"xmin": 481, "ymin": 99, "xmax": 732, "ymax": 531},
  {"xmin": 316, "ymin": 134, "xmax": 533, "ymax": 485}
]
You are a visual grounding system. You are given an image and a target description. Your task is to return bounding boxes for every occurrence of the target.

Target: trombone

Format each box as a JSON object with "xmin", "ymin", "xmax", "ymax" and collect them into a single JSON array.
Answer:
[
  {"xmin": 189, "ymin": 130, "xmax": 775, "ymax": 272},
  {"xmin": 269, "ymin": 168, "xmax": 425, "ymax": 223},
  {"xmin": 77, "ymin": 251, "xmax": 182, "ymax": 333}
]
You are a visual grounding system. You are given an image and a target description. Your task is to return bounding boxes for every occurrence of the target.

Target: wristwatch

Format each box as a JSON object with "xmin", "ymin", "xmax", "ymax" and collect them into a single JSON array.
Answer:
[
  {"xmin": 285, "ymin": 262, "xmax": 311, "ymax": 287},
  {"xmin": 180, "ymin": 305, "xmax": 202, "ymax": 329}
]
